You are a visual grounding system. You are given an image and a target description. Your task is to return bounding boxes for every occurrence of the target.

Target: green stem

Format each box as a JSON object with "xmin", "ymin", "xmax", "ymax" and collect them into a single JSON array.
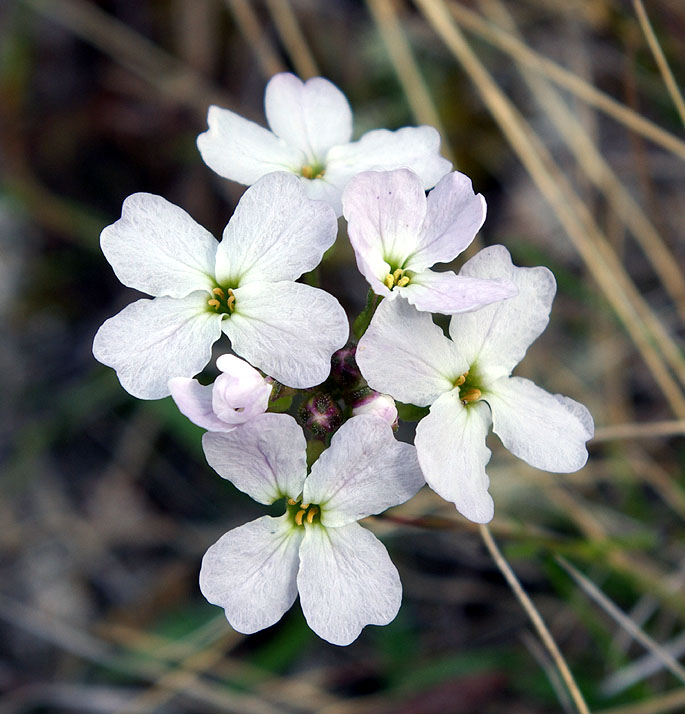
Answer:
[{"xmin": 353, "ymin": 290, "xmax": 381, "ymax": 339}]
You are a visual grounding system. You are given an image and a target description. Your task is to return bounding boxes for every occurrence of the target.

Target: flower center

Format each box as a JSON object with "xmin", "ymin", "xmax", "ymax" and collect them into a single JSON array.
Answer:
[
  {"xmin": 207, "ymin": 287, "xmax": 236, "ymax": 315},
  {"xmin": 383, "ymin": 268, "xmax": 411, "ymax": 290},
  {"xmin": 300, "ymin": 163, "xmax": 325, "ymax": 179},
  {"xmin": 287, "ymin": 498, "xmax": 321, "ymax": 526},
  {"xmin": 454, "ymin": 369, "xmax": 482, "ymax": 405}
]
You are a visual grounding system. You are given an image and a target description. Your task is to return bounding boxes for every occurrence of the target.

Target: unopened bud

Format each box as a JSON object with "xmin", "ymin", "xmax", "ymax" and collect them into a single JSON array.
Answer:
[
  {"xmin": 330, "ymin": 342, "xmax": 362, "ymax": 388},
  {"xmin": 351, "ymin": 388, "xmax": 398, "ymax": 429},
  {"xmin": 299, "ymin": 392, "xmax": 343, "ymax": 437}
]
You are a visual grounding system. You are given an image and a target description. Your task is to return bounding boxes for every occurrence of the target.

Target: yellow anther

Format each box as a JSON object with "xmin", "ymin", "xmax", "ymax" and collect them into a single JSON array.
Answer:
[
  {"xmin": 207, "ymin": 298, "xmax": 220, "ymax": 309},
  {"xmin": 306, "ymin": 506, "xmax": 319, "ymax": 524},
  {"xmin": 461, "ymin": 388, "xmax": 482, "ymax": 404},
  {"xmin": 301, "ymin": 165, "xmax": 314, "ymax": 179},
  {"xmin": 383, "ymin": 273, "xmax": 394, "ymax": 290},
  {"xmin": 396, "ymin": 276, "xmax": 410, "ymax": 287},
  {"xmin": 226, "ymin": 294, "xmax": 236, "ymax": 312},
  {"xmin": 392, "ymin": 268, "xmax": 404, "ymax": 281},
  {"xmin": 300, "ymin": 503, "xmax": 309, "ymax": 509},
  {"xmin": 287, "ymin": 498, "xmax": 297, "ymax": 506},
  {"xmin": 295, "ymin": 509, "xmax": 306, "ymax": 526},
  {"xmin": 212, "ymin": 287, "xmax": 225, "ymax": 298},
  {"xmin": 454, "ymin": 375, "xmax": 466, "ymax": 387}
]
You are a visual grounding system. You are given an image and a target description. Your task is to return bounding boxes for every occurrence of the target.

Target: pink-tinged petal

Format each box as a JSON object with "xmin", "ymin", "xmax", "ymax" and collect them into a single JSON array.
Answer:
[
  {"xmin": 303, "ymin": 415, "xmax": 423, "ymax": 527},
  {"xmin": 202, "ymin": 413, "xmax": 307, "ymax": 503},
  {"xmin": 342, "ymin": 169, "xmax": 428, "ymax": 291},
  {"xmin": 408, "ymin": 172, "xmax": 487, "ymax": 271},
  {"xmin": 448, "ymin": 245, "xmax": 557, "ymax": 383},
  {"xmin": 223, "ymin": 281, "xmax": 348, "ymax": 389},
  {"xmin": 400, "ymin": 269, "xmax": 517, "ymax": 315},
  {"xmin": 298, "ymin": 522, "xmax": 401, "ymax": 646},
  {"xmin": 326, "ymin": 126, "xmax": 451, "ymax": 193},
  {"xmin": 352, "ymin": 392, "xmax": 398, "ymax": 427},
  {"xmin": 92, "ymin": 293, "xmax": 223, "ymax": 400},
  {"xmin": 487, "ymin": 376, "xmax": 594, "ymax": 472},
  {"xmin": 356, "ymin": 298, "xmax": 464, "ymax": 407},
  {"xmin": 415, "ymin": 392, "xmax": 494, "ymax": 523},
  {"xmin": 168, "ymin": 377, "xmax": 234, "ymax": 432},
  {"xmin": 215, "ymin": 173, "xmax": 337, "ymax": 286},
  {"xmin": 200, "ymin": 515, "xmax": 303, "ymax": 635},
  {"xmin": 211, "ymin": 354, "xmax": 271, "ymax": 424},
  {"xmin": 197, "ymin": 105, "xmax": 304, "ymax": 185},
  {"xmin": 100, "ymin": 193, "xmax": 217, "ymax": 298},
  {"xmin": 265, "ymin": 73, "xmax": 352, "ymax": 162}
]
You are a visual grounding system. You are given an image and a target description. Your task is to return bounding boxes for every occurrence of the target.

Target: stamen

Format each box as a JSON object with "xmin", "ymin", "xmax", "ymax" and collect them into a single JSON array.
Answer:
[
  {"xmin": 207, "ymin": 298, "xmax": 220, "ymax": 309},
  {"xmin": 383, "ymin": 274, "xmax": 394, "ymax": 290},
  {"xmin": 295, "ymin": 509, "xmax": 306, "ymax": 526},
  {"xmin": 306, "ymin": 506, "xmax": 319, "ymax": 524},
  {"xmin": 396, "ymin": 276, "xmax": 410, "ymax": 287},
  {"xmin": 227, "ymin": 291, "xmax": 236, "ymax": 312},
  {"xmin": 287, "ymin": 498, "xmax": 297, "ymax": 506},
  {"xmin": 461, "ymin": 388, "xmax": 482, "ymax": 404},
  {"xmin": 300, "ymin": 503, "xmax": 310, "ymax": 509},
  {"xmin": 212, "ymin": 287, "xmax": 225, "ymax": 298},
  {"xmin": 392, "ymin": 268, "xmax": 404, "ymax": 281}
]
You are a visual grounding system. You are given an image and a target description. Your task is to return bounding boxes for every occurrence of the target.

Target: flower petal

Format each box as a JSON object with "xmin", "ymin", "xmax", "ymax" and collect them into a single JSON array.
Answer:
[
  {"xmin": 448, "ymin": 245, "xmax": 557, "ymax": 382},
  {"xmin": 100, "ymin": 193, "xmax": 217, "ymax": 298},
  {"xmin": 223, "ymin": 281, "xmax": 348, "ymax": 389},
  {"xmin": 265, "ymin": 73, "xmax": 352, "ymax": 162},
  {"xmin": 408, "ymin": 171, "xmax": 486, "ymax": 271},
  {"xmin": 415, "ymin": 392, "xmax": 494, "ymax": 523},
  {"xmin": 202, "ymin": 413, "xmax": 307, "ymax": 504},
  {"xmin": 168, "ymin": 377, "xmax": 234, "ymax": 432},
  {"xmin": 303, "ymin": 415, "xmax": 423, "ymax": 527},
  {"xmin": 298, "ymin": 522, "xmax": 402, "ymax": 646},
  {"xmin": 400, "ymin": 269, "xmax": 517, "ymax": 315},
  {"xmin": 200, "ymin": 515, "xmax": 303, "ymax": 635},
  {"xmin": 212, "ymin": 354, "xmax": 272, "ymax": 424},
  {"xmin": 356, "ymin": 297, "xmax": 463, "ymax": 406},
  {"xmin": 326, "ymin": 126, "xmax": 451, "ymax": 194},
  {"xmin": 92, "ymin": 293, "xmax": 222, "ymax": 400},
  {"xmin": 487, "ymin": 376, "xmax": 594, "ymax": 472},
  {"xmin": 215, "ymin": 173, "xmax": 338, "ymax": 286},
  {"xmin": 197, "ymin": 105, "xmax": 304, "ymax": 185},
  {"xmin": 342, "ymin": 169, "xmax": 427, "ymax": 291}
]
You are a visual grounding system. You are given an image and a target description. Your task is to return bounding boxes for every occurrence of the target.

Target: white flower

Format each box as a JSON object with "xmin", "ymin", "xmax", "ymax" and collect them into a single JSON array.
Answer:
[
  {"xmin": 356, "ymin": 245, "xmax": 594, "ymax": 523},
  {"xmin": 342, "ymin": 169, "xmax": 517, "ymax": 314},
  {"xmin": 197, "ymin": 73, "xmax": 452, "ymax": 216},
  {"xmin": 168, "ymin": 354, "xmax": 272, "ymax": 432},
  {"xmin": 93, "ymin": 172, "xmax": 348, "ymax": 399},
  {"xmin": 352, "ymin": 390, "xmax": 398, "ymax": 428},
  {"xmin": 200, "ymin": 413, "xmax": 424, "ymax": 645}
]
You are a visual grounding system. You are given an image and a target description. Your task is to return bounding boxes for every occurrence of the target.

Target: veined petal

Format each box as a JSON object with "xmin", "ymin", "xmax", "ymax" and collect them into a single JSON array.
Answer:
[
  {"xmin": 342, "ymin": 169, "xmax": 427, "ymax": 287},
  {"xmin": 400, "ymin": 269, "xmax": 517, "ymax": 315},
  {"xmin": 223, "ymin": 281, "xmax": 348, "ymax": 389},
  {"xmin": 408, "ymin": 172, "xmax": 486, "ymax": 271},
  {"xmin": 215, "ymin": 173, "xmax": 337, "ymax": 285},
  {"xmin": 200, "ymin": 515, "xmax": 303, "ymax": 635},
  {"xmin": 92, "ymin": 293, "xmax": 222, "ymax": 400},
  {"xmin": 168, "ymin": 377, "xmax": 234, "ymax": 432},
  {"xmin": 487, "ymin": 376, "xmax": 594, "ymax": 472},
  {"xmin": 326, "ymin": 126, "xmax": 451, "ymax": 193},
  {"xmin": 265, "ymin": 73, "xmax": 352, "ymax": 162},
  {"xmin": 100, "ymin": 193, "xmax": 217, "ymax": 298},
  {"xmin": 356, "ymin": 298, "xmax": 463, "ymax": 406},
  {"xmin": 415, "ymin": 392, "xmax": 494, "ymax": 523},
  {"xmin": 202, "ymin": 413, "xmax": 307, "ymax": 504},
  {"xmin": 197, "ymin": 105, "xmax": 304, "ymax": 185},
  {"xmin": 298, "ymin": 522, "xmax": 402, "ymax": 646},
  {"xmin": 448, "ymin": 245, "xmax": 557, "ymax": 382},
  {"xmin": 303, "ymin": 416, "xmax": 423, "ymax": 527}
]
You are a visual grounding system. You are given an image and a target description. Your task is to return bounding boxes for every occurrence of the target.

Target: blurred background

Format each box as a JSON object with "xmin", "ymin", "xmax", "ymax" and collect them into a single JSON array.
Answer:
[{"xmin": 1, "ymin": 0, "xmax": 684, "ymax": 712}]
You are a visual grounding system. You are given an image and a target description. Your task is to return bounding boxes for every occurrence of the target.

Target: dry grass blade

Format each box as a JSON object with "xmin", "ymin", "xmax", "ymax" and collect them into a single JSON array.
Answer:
[
  {"xmin": 445, "ymin": 1, "xmax": 685, "ymax": 159},
  {"xmin": 593, "ymin": 420, "xmax": 685, "ymax": 442},
  {"xmin": 479, "ymin": 525, "xmax": 591, "ymax": 714},
  {"xmin": 555, "ymin": 556, "xmax": 685, "ymax": 686},
  {"xmin": 594, "ymin": 687, "xmax": 685, "ymax": 714},
  {"xmin": 265, "ymin": 0, "xmax": 319, "ymax": 79},
  {"xmin": 632, "ymin": 0, "xmax": 685, "ymax": 126},
  {"xmin": 415, "ymin": 0, "xmax": 685, "ymax": 417},
  {"xmin": 366, "ymin": 0, "xmax": 455, "ymax": 163}
]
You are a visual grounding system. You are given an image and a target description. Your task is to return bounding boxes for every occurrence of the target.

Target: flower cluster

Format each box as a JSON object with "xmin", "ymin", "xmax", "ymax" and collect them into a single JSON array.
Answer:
[{"xmin": 94, "ymin": 73, "xmax": 594, "ymax": 645}]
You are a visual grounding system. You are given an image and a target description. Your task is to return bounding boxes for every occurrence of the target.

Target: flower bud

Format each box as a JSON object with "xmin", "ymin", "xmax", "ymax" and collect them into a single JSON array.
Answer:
[
  {"xmin": 299, "ymin": 392, "xmax": 343, "ymax": 437},
  {"xmin": 351, "ymin": 387, "xmax": 398, "ymax": 429},
  {"xmin": 330, "ymin": 342, "xmax": 362, "ymax": 388},
  {"xmin": 211, "ymin": 354, "xmax": 273, "ymax": 424}
]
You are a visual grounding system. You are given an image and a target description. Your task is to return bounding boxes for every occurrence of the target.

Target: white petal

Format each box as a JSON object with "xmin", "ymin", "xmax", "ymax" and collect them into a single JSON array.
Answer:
[
  {"xmin": 351, "ymin": 393, "xmax": 398, "ymax": 426},
  {"xmin": 197, "ymin": 105, "xmax": 304, "ymax": 185},
  {"xmin": 356, "ymin": 298, "xmax": 463, "ymax": 406},
  {"xmin": 202, "ymin": 413, "xmax": 307, "ymax": 504},
  {"xmin": 415, "ymin": 392, "xmax": 494, "ymax": 523},
  {"xmin": 92, "ymin": 293, "xmax": 222, "ymax": 400},
  {"xmin": 448, "ymin": 245, "xmax": 557, "ymax": 382},
  {"xmin": 326, "ymin": 126, "xmax": 451, "ymax": 193},
  {"xmin": 298, "ymin": 523, "xmax": 401, "ymax": 646},
  {"xmin": 400, "ymin": 269, "xmax": 518, "ymax": 315},
  {"xmin": 214, "ymin": 173, "xmax": 338, "ymax": 285},
  {"xmin": 265, "ymin": 73, "xmax": 352, "ymax": 163},
  {"xmin": 487, "ymin": 376, "xmax": 594, "ymax": 472},
  {"xmin": 223, "ymin": 281, "xmax": 348, "ymax": 388},
  {"xmin": 100, "ymin": 193, "xmax": 217, "ymax": 298},
  {"xmin": 212, "ymin": 354, "xmax": 272, "ymax": 424},
  {"xmin": 303, "ymin": 415, "xmax": 424, "ymax": 527},
  {"xmin": 408, "ymin": 172, "xmax": 486, "ymax": 271},
  {"xmin": 342, "ymin": 169, "xmax": 427, "ymax": 291},
  {"xmin": 168, "ymin": 377, "xmax": 234, "ymax": 432},
  {"xmin": 200, "ymin": 515, "xmax": 303, "ymax": 635}
]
